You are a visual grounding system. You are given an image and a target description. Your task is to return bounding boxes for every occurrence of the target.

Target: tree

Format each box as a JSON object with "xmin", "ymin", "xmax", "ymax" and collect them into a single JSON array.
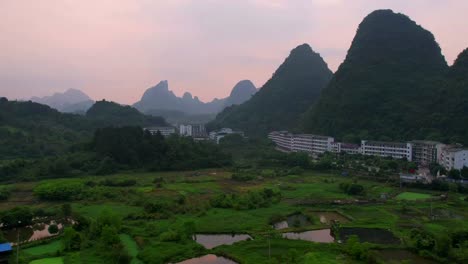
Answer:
[
  {"xmin": 345, "ymin": 235, "xmax": 369, "ymax": 260},
  {"xmin": 48, "ymin": 224, "xmax": 59, "ymax": 234},
  {"xmin": 62, "ymin": 204, "xmax": 72, "ymax": 217},
  {"xmin": 0, "ymin": 207, "xmax": 33, "ymax": 228},
  {"xmin": 62, "ymin": 227, "xmax": 81, "ymax": 251},
  {"xmin": 461, "ymin": 167, "xmax": 468, "ymax": 179},
  {"xmin": 449, "ymin": 169, "xmax": 461, "ymax": 179}
]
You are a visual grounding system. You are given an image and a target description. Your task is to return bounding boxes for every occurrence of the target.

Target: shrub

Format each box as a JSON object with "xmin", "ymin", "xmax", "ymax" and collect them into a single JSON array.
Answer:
[
  {"xmin": 34, "ymin": 180, "xmax": 84, "ymax": 200},
  {"xmin": 48, "ymin": 224, "xmax": 59, "ymax": 234}
]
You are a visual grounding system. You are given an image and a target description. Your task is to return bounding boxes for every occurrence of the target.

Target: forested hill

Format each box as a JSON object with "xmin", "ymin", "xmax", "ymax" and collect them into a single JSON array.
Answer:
[
  {"xmin": 301, "ymin": 9, "xmax": 450, "ymax": 143},
  {"xmin": 432, "ymin": 49, "xmax": 468, "ymax": 144},
  {"xmin": 207, "ymin": 44, "xmax": 332, "ymax": 136},
  {"xmin": 86, "ymin": 100, "xmax": 167, "ymax": 127},
  {"xmin": 0, "ymin": 98, "xmax": 167, "ymax": 158}
]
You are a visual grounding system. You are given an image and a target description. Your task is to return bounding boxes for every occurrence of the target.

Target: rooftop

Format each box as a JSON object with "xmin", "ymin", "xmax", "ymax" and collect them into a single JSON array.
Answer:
[{"xmin": 0, "ymin": 243, "xmax": 12, "ymax": 253}]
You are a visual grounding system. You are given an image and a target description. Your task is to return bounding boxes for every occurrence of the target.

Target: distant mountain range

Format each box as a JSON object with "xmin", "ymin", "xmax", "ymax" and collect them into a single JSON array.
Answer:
[
  {"xmin": 32, "ymin": 80, "xmax": 257, "ymax": 123},
  {"xmin": 133, "ymin": 79, "xmax": 257, "ymax": 116},
  {"xmin": 31, "ymin": 89, "xmax": 94, "ymax": 113}
]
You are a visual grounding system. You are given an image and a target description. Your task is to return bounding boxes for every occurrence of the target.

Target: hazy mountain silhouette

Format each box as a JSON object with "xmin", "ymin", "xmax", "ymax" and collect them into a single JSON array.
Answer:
[
  {"xmin": 31, "ymin": 88, "xmax": 94, "ymax": 113},
  {"xmin": 133, "ymin": 80, "xmax": 257, "ymax": 120}
]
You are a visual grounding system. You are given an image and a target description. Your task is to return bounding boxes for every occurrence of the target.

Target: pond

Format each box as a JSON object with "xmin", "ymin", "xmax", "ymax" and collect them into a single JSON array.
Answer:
[
  {"xmin": 193, "ymin": 234, "xmax": 251, "ymax": 249},
  {"xmin": 338, "ymin": 227, "xmax": 400, "ymax": 244},
  {"xmin": 176, "ymin": 254, "xmax": 237, "ymax": 264},
  {"xmin": 315, "ymin": 211, "xmax": 350, "ymax": 225},
  {"xmin": 282, "ymin": 229, "xmax": 334, "ymax": 243},
  {"xmin": 2, "ymin": 218, "xmax": 73, "ymax": 244},
  {"xmin": 273, "ymin": 213, "xmax": 310, "ymax": 230}
]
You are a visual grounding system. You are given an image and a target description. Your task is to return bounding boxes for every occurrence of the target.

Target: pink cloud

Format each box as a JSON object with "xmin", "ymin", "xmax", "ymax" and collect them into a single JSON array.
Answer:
[{"xmin": 0, "ymin": 0, "xmax": 467, "ymax": 104}]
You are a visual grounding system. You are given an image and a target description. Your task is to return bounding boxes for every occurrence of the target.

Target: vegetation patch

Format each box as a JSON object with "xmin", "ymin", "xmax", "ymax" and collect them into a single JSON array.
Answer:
[
  {"xmin": 396, "ymin": 192, "xmax": 432, "ymax": 200},
  {"xmin": 29, "ymin": 257, "xmax": 64, "ymax": 264}
]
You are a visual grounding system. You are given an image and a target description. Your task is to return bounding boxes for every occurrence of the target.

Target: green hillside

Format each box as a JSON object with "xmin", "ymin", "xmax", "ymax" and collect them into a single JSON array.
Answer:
[{"xmin": 208, "ymin": 44, "xmax": 332, "ymax": 136}]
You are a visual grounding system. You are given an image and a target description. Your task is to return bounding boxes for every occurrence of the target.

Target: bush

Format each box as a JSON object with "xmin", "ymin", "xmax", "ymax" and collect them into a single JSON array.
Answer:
[
  {"xmin": 34, "ymin": 180, "xmax": 84, "ymax": 200},
  {"xmin": 0, "ymin": 206, "xmax": 33, "ymax": 228},
  {"xmin": 48, "ymin": 224, "xmax": 59, "ymax": 234},
  {"xmin": 0, "ymin": 186, "xmax": 11, "ymax": 201},
  {"xmin": 339, "ymin": 182, "xmax": 365, "ymax": 195}
]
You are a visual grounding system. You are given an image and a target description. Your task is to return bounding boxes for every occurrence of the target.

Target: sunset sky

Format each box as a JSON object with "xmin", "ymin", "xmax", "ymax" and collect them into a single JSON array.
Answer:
[{"xmin": 1, "ymin": 0, "xmax": 467, "ymax": 104}]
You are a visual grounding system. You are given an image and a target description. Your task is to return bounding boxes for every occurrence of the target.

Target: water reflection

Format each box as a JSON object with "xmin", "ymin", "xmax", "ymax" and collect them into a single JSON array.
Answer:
[
  {"xmin": 193, "ymin": 234, "xmax": 251, "ymax": 249},
  {"xmin": 176, "ymin": 254, "xmax": 238, "ymax": 264},
  {"xmin": 273, "ymin": 214, "xmax": 310, "ymax": 230},
  {"xmin": 282, "ymin": 229, "xmax": 334, "ymax": 243}
]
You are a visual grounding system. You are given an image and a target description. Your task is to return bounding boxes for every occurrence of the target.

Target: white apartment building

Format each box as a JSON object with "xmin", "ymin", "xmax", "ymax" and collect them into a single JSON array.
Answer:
[
  {"xmin": 268, "ymin": 131, "xmax": 293, "ymax": 151},
  {"xmin": 440, "ymin": 146, "xmax": 468, "ymax": 171},
  {"xmin": 144, "ymin": 126, "xmax": 176, "ymax": 137},
  {"xmin": 268, "ymin": 131, "xmax": 334, "ymax": 155},
  {"xmin": 340, "ymin": 143, "xmax": 361, "ymax": 155},
  {"xmin": 311, "ymin": 135, "xmax": 335, "ymax": 154},
  {"xmin": 361, "ymin": 140, "xmax": 413, "ymax": 161}
]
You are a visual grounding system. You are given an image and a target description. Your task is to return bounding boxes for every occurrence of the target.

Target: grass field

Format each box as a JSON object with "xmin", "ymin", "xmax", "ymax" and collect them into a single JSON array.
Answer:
[
  {"xmin": 73, "ymin": 203, "xmax": 143, "ymax": 219},
  {"xmin": 29, "ymin": 257, "xmax": 64, "ymax": 264},
  {"xmin": 1, "ymin": 169, "xmax": 466, "ymax": 264},
  {"xmin": 119, "ymin": 234, "xmax": 143, "ymax": 264},
  {"xmin": 396, "ymin": 192, "xmax": 432, "ymax": 200},
  {"xmin": 23, "ymin": 240, "xmax": 61, "ymax": 256}
]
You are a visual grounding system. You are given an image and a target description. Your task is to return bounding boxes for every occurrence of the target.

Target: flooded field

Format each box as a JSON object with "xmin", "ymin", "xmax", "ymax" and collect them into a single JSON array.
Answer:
[
  {"xmin": 339, "ymin": 227, "xmax": 400, "ymax": 244},
  {"xmin": 282, "ymin": 229, "xmax": 334, "ymax": 243},
  {"xmin": 315, "ymin": 211, "xmax": 350, "ymax": 225},
  {"xmin": 193, "ymin": 234, "xmax": 251, "ymax": 249},
  {"xmin": 273, "ymin": 213, "xmax": 310, "ymax": 229},
  {"xmin": 177, "ymin": 254, "xmax": 238, "ymax": 264},
  {"xmin": 2, "ymin": 218, "xmax": 73, "ymax": 244}
]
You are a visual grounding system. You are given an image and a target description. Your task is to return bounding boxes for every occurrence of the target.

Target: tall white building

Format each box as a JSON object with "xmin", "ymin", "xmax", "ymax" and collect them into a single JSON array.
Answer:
[
  {"xmin": 361, "ymin": 140, "xmax": 412, "ymax": 161},
  {"xmin": 440, "ymin": 146, "xmax": 468, "ymax": 171},
  {"xmin": 179, "ymin": 124, "xmax": 206, "ymax": 138},
  {"xmin": 179, "ymin": 124, "xmax": 193, "ymax": 136}
]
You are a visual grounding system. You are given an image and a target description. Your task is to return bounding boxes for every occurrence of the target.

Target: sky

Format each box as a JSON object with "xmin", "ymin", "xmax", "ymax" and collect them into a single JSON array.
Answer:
[{"xmin": 1, "ymin": 0, "xmax": 467, "ymax": 104}]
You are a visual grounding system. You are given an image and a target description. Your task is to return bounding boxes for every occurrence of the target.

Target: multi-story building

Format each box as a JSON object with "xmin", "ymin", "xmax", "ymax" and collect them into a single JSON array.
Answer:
[
  {"xmin": 340, "ymin": 143, "xmax": 361, "ymax": 155},
  {"xmin": 411, "ymin": 140, "xmax": 445, "ymax": 165},
  {"xmin": 180, "ymin": 124, "xmax": 207, "ymax": 138},
  {"xmin": 440, "ymin": 146, "xmax": 468, "ymax": 171},
  {"xmin": 268, "ymin": 131, "xmax": 334, "ymax": 155},
  {"xmin": 209, "ymin": 128, "xmax": 244, "ymax": 144},
  {"xmin": 144, "ymin": 126, "xmax": 176, "ymax": 137},
  {"xmin": 361, "ymin": 140, "xmax": 413, "ymax": 161},
  {"xmin": 179, "ymin": 124, "xmax": 193, "ymax": 136},
  {"xmin": 330, "ymin": 142, "xmax": 341, "ymax": 153},
  {"xmin": 268, "ymin": 131, "xmax": 293, "ymax": 151},
  {"xmin": 311, "ymin": 135, "xmax": 335, "ymax": 154},
  {"xmin": 292, "ymin": 134, "xmax": 313, "ymax": 153}
]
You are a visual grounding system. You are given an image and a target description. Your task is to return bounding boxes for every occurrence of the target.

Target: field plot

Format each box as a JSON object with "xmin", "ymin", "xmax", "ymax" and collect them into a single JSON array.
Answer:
[{"xmin": 396, "ymin": 192, "xmax": 432, "ymax": 200}]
